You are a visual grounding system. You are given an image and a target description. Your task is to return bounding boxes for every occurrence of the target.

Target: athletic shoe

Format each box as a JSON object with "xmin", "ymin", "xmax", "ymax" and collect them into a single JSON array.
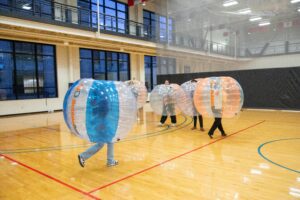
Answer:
[
  {"xmin": 107, "ymin": 160, "xmax": 119, "ymax": 167},
  {"xmin": 200, "ymin": 127, "xmax": 205, "ymax": 132},
  {"xmin": 78, "ymin": 155, "xmax": 85, "ymax": 168},
  {"xmin": 171, "ymin": 123, "xmax": 176, "ymax": 127},
  {"xmin": 157, "ymin": 123, "xmax": 163, "ymax": 127},
  {"xmin": 191, "ymin": 127, "xmax": 196, "ymax": 130}
]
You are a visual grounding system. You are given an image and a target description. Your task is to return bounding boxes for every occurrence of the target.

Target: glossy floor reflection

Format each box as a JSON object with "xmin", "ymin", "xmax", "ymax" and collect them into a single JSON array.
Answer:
[{"xmin": 0, "ymin": 106, "xmax": 300, "ymax": 200}]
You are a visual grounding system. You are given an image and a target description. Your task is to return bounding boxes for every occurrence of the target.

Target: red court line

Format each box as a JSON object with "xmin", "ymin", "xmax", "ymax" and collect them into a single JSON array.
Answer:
[
  {"xmin": 0, "ymin": 154, "xmax": 101, "ymax": 200},
  {"xmin": 89, "ymin": 120, "xmax": 266, "ymax": 194}
]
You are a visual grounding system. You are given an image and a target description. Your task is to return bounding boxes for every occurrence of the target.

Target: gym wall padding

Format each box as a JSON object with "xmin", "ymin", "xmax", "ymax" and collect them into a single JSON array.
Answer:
[{"xmin": 157, "ymin": 67, "xmax": 300, "ymax": 110}]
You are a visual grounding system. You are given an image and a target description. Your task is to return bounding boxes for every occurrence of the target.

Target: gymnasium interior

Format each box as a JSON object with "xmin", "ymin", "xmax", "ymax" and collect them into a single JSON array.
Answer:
[{"xmin": 0, "ymin": 0, "xmax": 300, "ymax": 199}]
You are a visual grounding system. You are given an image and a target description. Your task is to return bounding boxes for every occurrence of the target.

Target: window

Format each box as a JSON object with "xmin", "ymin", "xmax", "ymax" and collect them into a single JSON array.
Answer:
[
  {"xmin": 157, "ymin": 57, "xmax": 176, "ymax": 75},
  {"xmin": 78, "ymin": 0, "xmax": 128, "ymax": 33},
  {"xmin": 168, "ymin": 18, "xmax": 174, "ymax": 44},
  {"xmin": 143, "ymin": 10, "xmax": 174, "ymax": 43},
  {"xmin": 0, "ymin": 40, "xmax": 57, "ymax": 100},
  {"xmin": 80, "ymin": 48, "xmax": 130, "ymax": 81},
  {"xmin": 0, "ymin": 0, "xmax": 54, "ymax": 19},
  {"xmin": 143, "ymin": 10, "xmax": 156, "ymax": 39},
  {"xmin": 144, "ymin": 55, "xmax": 156, "ymax": 91}
]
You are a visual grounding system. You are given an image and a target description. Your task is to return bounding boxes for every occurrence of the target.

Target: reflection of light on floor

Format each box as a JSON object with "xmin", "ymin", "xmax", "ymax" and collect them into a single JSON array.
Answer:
[
  {"xmin": 297, "ymin": 177, "xmax": 300, "ymax": 182},
  {"xmin": 259, "ymin": 163, "xmax": 270, "ymax": 169},
  {"xmin": 184, "ymin": 170, "xmax": 195, "ymax": 179},
  {"xmin": 234, "ymin": 192, "xmax": 239, "ymax": 199},
  {"xmin": 289, "ymin": 187, "xmax": 300, "ymax": 198},
  {"xmin": 161, "ymin": 162, "xmax": 176, "ymax": 170},
  {"xmin": 11, "ymin": 162, "xmax": 18, "ymax": 166},
  {"xmin": 243, "ymin": 176, "xmax": 250, "ymax": 184},
  {"xmin": 250, "ymin": 169, "xmax": 262, "ymax": 175}
]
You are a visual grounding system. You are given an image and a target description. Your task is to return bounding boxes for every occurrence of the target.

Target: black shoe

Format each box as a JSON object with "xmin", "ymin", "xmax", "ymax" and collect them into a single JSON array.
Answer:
[
  {"xmin": 221, "ymin": 133, "xmax": 227, "ymax": 137},
  {"xmin": 208, "ymin": 133, "xmax": 213, "ymax": 139},
  {"xmin": 78, "ymin": 155, "xmax": 85, "ymax": 168}
]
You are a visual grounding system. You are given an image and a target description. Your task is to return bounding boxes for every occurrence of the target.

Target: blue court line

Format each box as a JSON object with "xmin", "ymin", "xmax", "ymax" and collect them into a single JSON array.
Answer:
[{"xmin": 258, "ymin": 138, "xmax": 300, "ymax": 174}]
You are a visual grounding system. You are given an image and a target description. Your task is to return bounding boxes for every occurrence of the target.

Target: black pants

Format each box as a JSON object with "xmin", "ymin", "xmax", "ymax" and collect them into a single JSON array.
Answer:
[
  {"xmin": 160, "ymin": 115, "xmax": 177, "ymax": 124},
  {"xmin": 208, "ymin": 118, "xmax": 225, "ymax": 135},
  {"xmin": 193, "ymin": 115, "xmax": 203, "ymax": 128}
]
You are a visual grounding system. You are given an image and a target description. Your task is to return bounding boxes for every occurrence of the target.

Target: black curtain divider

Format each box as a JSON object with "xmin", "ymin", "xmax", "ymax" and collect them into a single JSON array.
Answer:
[{"xmin": 157, "ymin": 67, "xmax": 300, "ymax": 110}]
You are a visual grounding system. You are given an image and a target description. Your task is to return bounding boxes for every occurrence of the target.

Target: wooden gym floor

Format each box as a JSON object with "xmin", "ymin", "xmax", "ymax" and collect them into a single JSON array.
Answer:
[{"xmin": 0, "ymin": 105, "xmax": 299, "ymax": 200}]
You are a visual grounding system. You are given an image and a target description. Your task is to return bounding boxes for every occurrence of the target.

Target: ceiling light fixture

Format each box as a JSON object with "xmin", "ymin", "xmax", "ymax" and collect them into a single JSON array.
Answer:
[
  {"xmin": 249, "ymin": 16, "xmax": 262, "ymax": 21},
  {"xmin": 238, "ymin": 8, "xmax": 251, "ymax": 14},
  {"xmin": 223, "ymin": 0, "xmax": 238, "ymax": 7},
  {"xmin": 259, "ymin": 21, "xmax": 271, "ymax": 26},
  {"xmin": 298, "ymin": 8, "xmax": 300, "ymax": 12},
  {"xmin": 22, "ymin": 3, "xmax": 32, "ymax": 10},
  {"xmin": 291, "ymin": 0, "xmax": 300, "ymax": 3}
]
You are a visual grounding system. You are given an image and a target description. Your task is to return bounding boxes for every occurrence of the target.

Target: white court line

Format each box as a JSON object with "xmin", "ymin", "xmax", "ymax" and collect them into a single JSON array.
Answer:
[
  {"xmin": 244, "ymin": 108, "xmax": 276, "ymax": 112},
  {"xmin": 244, "ymin": 108, "xmax": 300, "ymax": 113}
]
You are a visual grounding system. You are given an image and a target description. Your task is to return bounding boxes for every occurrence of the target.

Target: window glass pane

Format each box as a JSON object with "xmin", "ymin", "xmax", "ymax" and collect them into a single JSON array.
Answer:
[
  {"xmin": 150, "ymin": 12, "xmax": 156, "ymax": 19},
  {"xmin": 112, "ymin": 52, "xmax": 117, "ymax": 60},
  {"xmin": 94, "ymin": 60, "xmax": 105, "ymax": 73},
  {"xmin": 80, "ymin": 59, "xmax": 93, "ymax": 78},
  {"xmin": 92, "ymin": 0, "xmax": 103, "ymax": 4},
  {"xmin": 160, "ymin": 16, "xmax": 166, "ymax": 23},
  {"xmin": 107, "ymin": 61, "xmax": 118, "ymax": 80},
  {"xmin": 105, "ymin": 8, "xmax": 116, "ymax": 17},
  {"xmin": 0, "ymin": 40, "xmax": 12, "ymax": 52},
  {"xmin": 0, "ymin": 52, "xmax": 15, "ymax": 100},
  {"xmin": 37, "ymin": 45, "xmax": 54, "ymax": 56},
  {"xmin": 117, "ymin": 3, "xmax": 125, "ymax": 11},
  {"xmin": 94, "ymin": 59, "xmax": 106, "ymax": 80},
  {"xmin": 143, "ymin": 10, "xmax": 150, "ymax": 18},
  {"xmin": 105, "ymin": 0, "xmax": 115, "ymax": 9},
  {"xmin": 152, "ymin": 62, "xmax": 157, "ymax": 88},
  {"xmin": 92, "ymin": 4, "xmax": 97, "ymax": 12},
  {"xmin": 119, "ymin": 53, "xmax": 128, "ymax": 61},
  {"xmin": 37, "ymin": 55, "xmax": 56, "ymax": 98},
  {"xmin": 15, "ymin": 54, "xmax": 38, "ymax": 99},
  {"xmin": 93, "ymin": 51, "xmax": 100, "ymax": 59},
  {"xmin": 100, "ymin": 51, "xmax": 105, "ymax": 59},
  {"xmin": 39, "ymin": 0, "xmax": 52, "ymax": 17},
  {"xmin": 78, "ymin": 1, "xmax": 90, "ymax": 9},
  {"xmin": 144, "ymin": 64, "xmax": 151, "ymax": 91},
  {"xmin": 80, "ymin": 49, "xmax": 92, "ymax": 59},
  {"xmin": 143, "ymin": 18, "xmax": 150, "ymax": 26},
  {"xmin": 0, "ymin": 0, "xmax": 10, "ymax": 6},
  {"xmin": 119, "ymin": 61, "xmax": 128, "ymax": 81},
  {"xmin": 15, "ymin": 42, "xmax": 34, "ymax": 54},
  {"xmin": 117, "ymin": 11, "xmax": 125, "ymax": 19}
]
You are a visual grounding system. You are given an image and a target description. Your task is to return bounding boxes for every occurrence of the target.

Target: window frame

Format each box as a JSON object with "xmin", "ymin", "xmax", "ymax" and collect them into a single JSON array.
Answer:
[
  {"xmin": 80, "ymin": 48, "xmax": 130, "ymax": 81},
  {"xmin": 0, "ymin": 39, "xmax": 58, "ymax": 101},
  {"xmin": 144, "ymin": 55, "xmax": 156, "ymax": 91}
]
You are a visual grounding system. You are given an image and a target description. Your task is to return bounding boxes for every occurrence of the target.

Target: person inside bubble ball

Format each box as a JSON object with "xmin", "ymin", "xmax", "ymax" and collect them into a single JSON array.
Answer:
[
  {"xmin": 158, "ymin": 80, "xmax": 177, "ymax": 127},
  {"xmin": 78, "ymin": 97, "xmax": 119, "ymax": 168},
  {"xmin": 208, "ymin": 79, "xmax": 227, "ymax": 139},
  {"xmin": 191, "ymin": 79, "xmax": 205, "ymax": 131}
]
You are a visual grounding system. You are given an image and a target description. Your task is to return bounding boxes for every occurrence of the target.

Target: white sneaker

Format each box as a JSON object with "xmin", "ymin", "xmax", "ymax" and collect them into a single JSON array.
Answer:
[
  {"xmin": 157, "ymin": 123, "xmax": 163, "ymax": 127},
  {"xmin": 171, "ymin": 123, "xmax": 176, "ymax": 127},
  {"xmin": 107, "ymin": 160, "xmax": 119, "ymax": 167}
]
